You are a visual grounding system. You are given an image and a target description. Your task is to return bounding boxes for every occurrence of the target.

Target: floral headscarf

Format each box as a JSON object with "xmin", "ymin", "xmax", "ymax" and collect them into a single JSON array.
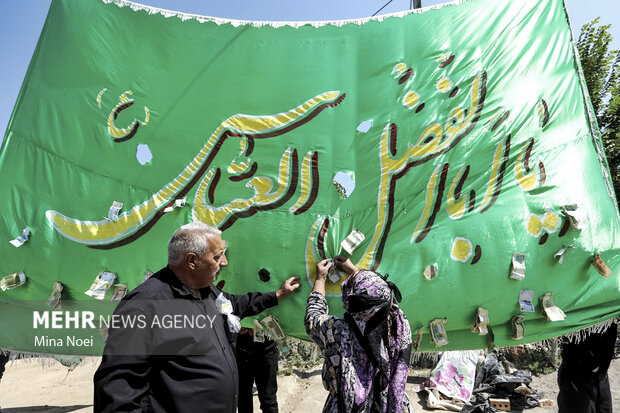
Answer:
[{"xmin": 338, "ymin": 270, "xmax": 412, "ymax": 413}]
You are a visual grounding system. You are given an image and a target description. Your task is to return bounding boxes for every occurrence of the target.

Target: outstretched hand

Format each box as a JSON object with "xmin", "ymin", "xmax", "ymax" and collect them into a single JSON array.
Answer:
[
  {"xmin": 276, "ymin": 276, "xmax": 301, "ymax": 300},
  {"xmin": 334, "ymin": 255, "xmax": 358, "ymax": 275},
  {"xmin": 316, "ymin": 259, "xmax": 333, "ymax": 281}
]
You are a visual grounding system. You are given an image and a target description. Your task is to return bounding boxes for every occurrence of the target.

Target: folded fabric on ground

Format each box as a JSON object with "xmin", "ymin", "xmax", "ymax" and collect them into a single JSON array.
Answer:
[
  {"xmin": 461, "ymin": 351, "xmax": 543, "ymax": 412},
  {"xmin": 429, "ymin": 351, "xmax": 480, "ymax": 403},
  {"xmin": 419, "ymin": 349, "xmax": 545, "ymax": 412}
]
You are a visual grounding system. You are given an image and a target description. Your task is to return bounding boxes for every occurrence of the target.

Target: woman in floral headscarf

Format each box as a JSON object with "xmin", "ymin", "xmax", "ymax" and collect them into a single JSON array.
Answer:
[{"xmin": 304, "ymin": 256, "xmax": 412, "ymax": 413}]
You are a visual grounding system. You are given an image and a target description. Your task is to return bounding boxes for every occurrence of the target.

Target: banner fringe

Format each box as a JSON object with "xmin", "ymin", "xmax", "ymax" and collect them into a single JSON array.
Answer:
[
  {"xmin": 562, "ymin": 317, "xmax": 619, "ymax": 344},
  {"xmin": 409, "ymin": 317, "xmax": 618, "ymax": 362},
  {"xmin": 410, "ymin": 351, "xmax": 440, "ymax": 366},
  {"xmin": 101, "ymin": 0, "xmax": 475, "ymax": 28},
  {"xmin": 0, "ymin": 348, "xmax": 97, "ymax": 370}
]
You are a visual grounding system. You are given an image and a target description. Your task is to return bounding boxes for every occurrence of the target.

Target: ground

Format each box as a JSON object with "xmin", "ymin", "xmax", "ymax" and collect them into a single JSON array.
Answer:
[{"xmin": 0, "ymin": 357, "xmax": 618, "ymax": 412}]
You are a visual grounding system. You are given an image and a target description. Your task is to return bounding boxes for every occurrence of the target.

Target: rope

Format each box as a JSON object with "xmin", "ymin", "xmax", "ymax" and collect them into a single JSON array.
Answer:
[{"xmin": 372, "ymin": 0, "xmax": 395, "ymax": 16}]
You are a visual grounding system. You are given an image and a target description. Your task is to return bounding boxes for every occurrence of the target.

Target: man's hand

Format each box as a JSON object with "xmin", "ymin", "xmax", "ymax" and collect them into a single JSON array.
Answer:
[
  {"xmin": 276, "ymin": 276, "xmax": 301, "ymax": 300},
  {"xmin": 334, "ymin": 255, "xmax": 358, "ymax": 275}
]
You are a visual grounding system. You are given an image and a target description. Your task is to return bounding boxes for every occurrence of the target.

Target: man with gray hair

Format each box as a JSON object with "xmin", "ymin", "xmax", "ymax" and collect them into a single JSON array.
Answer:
[{"xmin": 94, "ymin": 221, "xmax": 300, "ymax": 413}]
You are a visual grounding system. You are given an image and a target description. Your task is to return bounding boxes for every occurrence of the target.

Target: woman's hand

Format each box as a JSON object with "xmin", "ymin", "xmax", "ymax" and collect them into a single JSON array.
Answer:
[
  {"xmin": 313, "ymin": 259, "xmax": 333, "ymax": 295},
  {"xmin": 316, "ymin": 259, "xmax": 333, "ymax": 281},
  {"xmin": 334, "ymin": 256, "xmax": 358, "ymax": 275}
]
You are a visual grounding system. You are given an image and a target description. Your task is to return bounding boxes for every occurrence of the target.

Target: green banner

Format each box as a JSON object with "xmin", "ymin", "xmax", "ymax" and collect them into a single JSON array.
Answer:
[{"xmin": 1, "ymin": 0, "xmax": 618, "ymax": 354}]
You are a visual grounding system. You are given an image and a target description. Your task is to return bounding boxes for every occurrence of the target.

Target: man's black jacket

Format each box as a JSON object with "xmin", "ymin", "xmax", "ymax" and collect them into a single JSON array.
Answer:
[{"xmin": 93, "ymin": 266, "xmax": 278, "ymax": 413}]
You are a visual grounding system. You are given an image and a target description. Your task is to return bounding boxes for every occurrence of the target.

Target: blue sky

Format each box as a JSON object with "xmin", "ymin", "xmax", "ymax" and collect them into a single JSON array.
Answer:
[{"xmin": 1, "ymin": 0, "xmax": 618, "ymax": 144}]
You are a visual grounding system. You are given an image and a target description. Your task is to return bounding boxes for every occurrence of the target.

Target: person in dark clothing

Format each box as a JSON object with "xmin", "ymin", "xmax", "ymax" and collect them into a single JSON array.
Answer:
[
  {"xmin": 236, "ymin": 331, "xmax": 280, "ymax": 413},
  {"xmin": 0, "ymin": 350, "xmax": 9, "ymax": 413},
  {"xmin": 0, "ymin": 351, "xmax": 8, "ymax": 381},
  {"xmin": 93, "ymin": 221, "xmax": 300, "ymax": 413},
  {"xmin": 557, "ymin": 321, "xmax": 617, "ymax": 413}
]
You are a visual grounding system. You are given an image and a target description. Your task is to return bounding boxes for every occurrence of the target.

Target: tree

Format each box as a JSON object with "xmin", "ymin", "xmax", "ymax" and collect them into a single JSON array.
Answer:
[{"xmin": 576, "ymin": 18, "xmax": 620, "ymax": 203}]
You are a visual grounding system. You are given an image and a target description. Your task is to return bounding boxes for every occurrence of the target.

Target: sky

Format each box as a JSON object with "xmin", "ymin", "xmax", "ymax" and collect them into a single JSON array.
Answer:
[{"xmin": 0, "ymin": 0, "xmax": 618, "ymax": 145}]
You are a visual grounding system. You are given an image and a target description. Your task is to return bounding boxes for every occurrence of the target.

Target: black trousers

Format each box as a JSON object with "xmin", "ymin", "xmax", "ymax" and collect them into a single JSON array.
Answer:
[
  {"xmin": 557, "ymin": 367, "xmax": 612, "ymax": 413},
  {"xmin": 0, "ymin": 352, "xmax": 9, "ymax": 381},
  {"xmin": 236, "ymin": 333, "xmax": 279, "ymax": 413}
]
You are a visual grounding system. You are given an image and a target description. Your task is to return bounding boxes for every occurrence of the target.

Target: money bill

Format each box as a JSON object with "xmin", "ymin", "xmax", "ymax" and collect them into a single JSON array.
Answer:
[
  {"xmin": 511, "ymin": 315, "xmax": 525, "ymax": 340},
  {"xmin": 592, "ymin": 254, "xmax": 613, "ymax": 278},
  {"xmin": 553, "ymin": 245, "xmax": 573, "ymax": 264},
  {"xmin": 341, "ymin": 229, "xmax": 365, "ymax": 255},
  {"xmin": 510, "ymin": 253, "xmax": 526, "ymax": 280},
  {"xmin": 473, "ymin": 307, "xmax": 489, "ymax": 335},
  {"xmin": 107, "ymin": 201, "xmax": 123, "ymax": 221},
  {"xmin": 109, "ymin": 284, "xmax": 127, "ymax": 301},
  {"xmin": 561, "ymin": 204, "xmax": 587, "ymax": 230},
  {"xmin": 262, "ymin": 315, "xmax": 286, "ymax": 341},
  {"xmin": 262, "ymin": 315, "xmax": 291, "ymax": 354},
  {"xmin": 327, "ymin": 259, "xmax": 340, "ymax": 283},
  {"xmin": 163, "ymin": 197, "xmax": 187, "ymax": 213},
  {"xmin": 539, "ymin": 292, "xmax": 566, "ymax": 321},
  {"xmin": 0, "ymin": 271, "xmax": 26, "ymax": 291},
  {"xmin": 253, "ymin": 319, "xmax": 265, "ymax": 343},
  {"xmin": 429, "ymin": 318, "xmax": 449, "ymax": 347},
  {"xmin": 46, "ymin": 281, "xmax": 64, "ymax": 310},
  {"xmin": 9, "ymin": 227, "xmax": 29, "ymax": 248},
  {"xmin": 85, "ymin": 271, "xmax": 117, "ymax": 300},
  {"xmin": 143, "ymin": 269, "xmax": 154, "ymax": 281},
  {"xmin": 519, "ymin": 289, "xmax": 535, "ymax": 312}
]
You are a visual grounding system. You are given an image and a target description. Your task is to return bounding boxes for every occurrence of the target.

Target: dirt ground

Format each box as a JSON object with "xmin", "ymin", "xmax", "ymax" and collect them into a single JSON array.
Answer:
[{"xmin": 0, "ymin": 357, "xmax": 618, "ymax": 412}]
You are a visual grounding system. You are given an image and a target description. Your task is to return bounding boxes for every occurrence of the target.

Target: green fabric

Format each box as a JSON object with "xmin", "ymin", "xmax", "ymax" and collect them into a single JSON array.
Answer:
[{"xmin": 0, "ymin": 0, "xmax": 618, "ymax": 355}]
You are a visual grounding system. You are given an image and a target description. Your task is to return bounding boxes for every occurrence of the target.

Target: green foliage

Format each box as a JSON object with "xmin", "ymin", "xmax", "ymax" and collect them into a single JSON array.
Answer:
[
  {"xmin": 499, "ymin": 344, "xmax": 560, "ymax": 376},
  {"xmin": 577, "ymin": 18, "xmax": 620, "ymax": 201},
  {"xmin": 577, "ymin": 18, "xmax": 619, "ymax": 118},
  {"xmin": 278, "ymin": 336, "xmax": 322, "ymax": 376}
]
